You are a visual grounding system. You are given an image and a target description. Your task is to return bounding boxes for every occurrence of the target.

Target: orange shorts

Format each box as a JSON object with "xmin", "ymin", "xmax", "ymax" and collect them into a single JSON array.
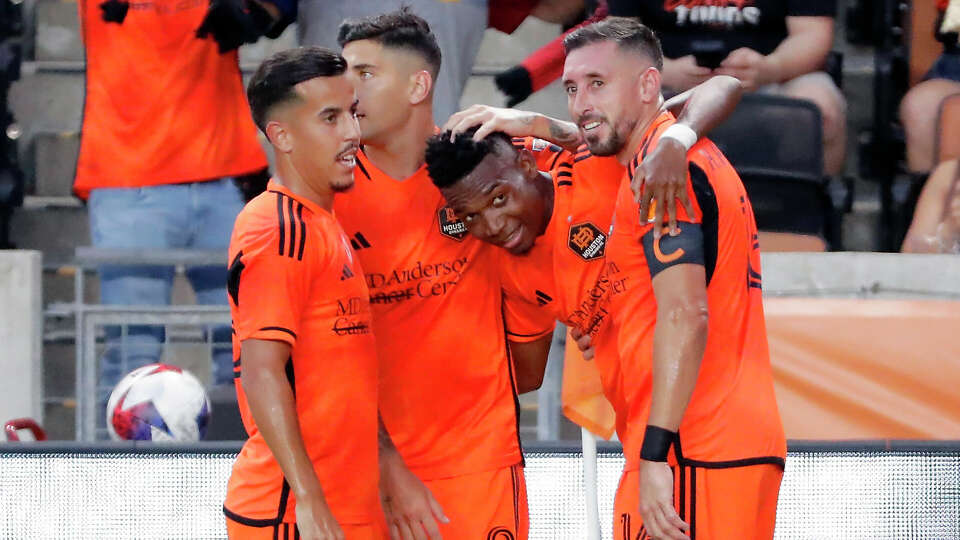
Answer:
[
  {"xmin": 419, "ymin": 463, "xmax": 528, "ymax": 539},
  {"xmin": 226, "ymin": 519, "xmax": 386, "ymax": 540},
  {"xmin": 613, "ymin": 463, "xmax": 782, "ymax": 540}
]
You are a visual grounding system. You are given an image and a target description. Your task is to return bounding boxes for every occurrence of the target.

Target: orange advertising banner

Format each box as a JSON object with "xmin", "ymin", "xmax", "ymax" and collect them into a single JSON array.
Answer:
[
  {"xmin": 562, "ymin": 298, "xmax": 960, "ymax": 440},
  {"xmin": 767, "ymin": 298, "xmax": 960, "ymax": 439}
]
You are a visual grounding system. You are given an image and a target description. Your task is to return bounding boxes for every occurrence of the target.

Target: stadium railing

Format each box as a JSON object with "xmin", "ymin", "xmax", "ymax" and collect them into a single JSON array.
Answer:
[
  {"xmin": 0, "ymin": 440, "xmax": 957, "ymax": 539},
  {"xmin": 51, "ymin": 251, "xmax": 960, "ymax": 441},
  {"xmin": 49, "ymin": 247, "xmax": 230, "ymax": 441}
]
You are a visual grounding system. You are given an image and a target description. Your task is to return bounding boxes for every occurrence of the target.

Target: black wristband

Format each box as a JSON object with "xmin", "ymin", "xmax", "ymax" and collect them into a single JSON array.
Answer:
[{"xmin": 640, "ymin": 425, "xmax": 676, "ymax": 462}]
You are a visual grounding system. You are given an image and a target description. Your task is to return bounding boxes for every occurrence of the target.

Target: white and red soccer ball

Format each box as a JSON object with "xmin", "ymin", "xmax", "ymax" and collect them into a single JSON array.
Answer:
[{"xmin": 106, "ymin": 364, "xmax": 211, "ymax": 442}]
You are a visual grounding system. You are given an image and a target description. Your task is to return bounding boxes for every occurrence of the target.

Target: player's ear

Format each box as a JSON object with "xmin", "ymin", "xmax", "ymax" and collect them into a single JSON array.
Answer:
[
  {"xmin": 516, "ymin": 148, "xmax": 538, "ymax": 178},
  {"xmin": 266, "ymin": 120, "xmax": 293, "ymax": 153},
  {"xmin": 640, "ymin": 66, "xmax": 662, "ymax": 104},
  {"xmin": 409, "ymin": 70, "xmax": 433, "ymax": 105}
]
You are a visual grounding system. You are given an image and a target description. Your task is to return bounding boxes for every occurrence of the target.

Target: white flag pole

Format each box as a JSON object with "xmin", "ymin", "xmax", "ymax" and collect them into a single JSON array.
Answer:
[{"xmin": 582, "ymin": 426, "xmax": 601, "ymax": 540}]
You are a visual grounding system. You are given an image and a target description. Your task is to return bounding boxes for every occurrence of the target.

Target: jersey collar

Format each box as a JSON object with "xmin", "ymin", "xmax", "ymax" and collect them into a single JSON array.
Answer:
[{"xmin": 265, "ymin": 179, "xmax": 332, "ymax": 219}]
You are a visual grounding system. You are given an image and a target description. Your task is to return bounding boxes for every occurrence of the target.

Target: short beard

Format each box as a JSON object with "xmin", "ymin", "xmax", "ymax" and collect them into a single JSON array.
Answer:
[
  {"xmin": 330, "ymin": 178, "xmax": 356, "ymax": 193},
  {"xmin": 586, "ymin": 117, "xmax": 636, "ymax": 157},
  {"xmin": 586, "ymin": 133, "xmax": 625, "ymax": 157}
]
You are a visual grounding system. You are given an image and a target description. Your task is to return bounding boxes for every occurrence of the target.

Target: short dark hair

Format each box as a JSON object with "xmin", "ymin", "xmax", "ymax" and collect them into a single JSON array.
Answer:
[
  {"xmin": 425, "ymin": 128, "xmax": 514, "ymax": 189},
  {"xmin": 563, "ymin": 17, "xmax": 663, "ymax": 71},
  {"xmin": 247, "ymin": 46, "xmax": 347, "ymax": 133},
  {"xmin": 337, "ymin": 7, "xmax": 442, "ymax": 77}
]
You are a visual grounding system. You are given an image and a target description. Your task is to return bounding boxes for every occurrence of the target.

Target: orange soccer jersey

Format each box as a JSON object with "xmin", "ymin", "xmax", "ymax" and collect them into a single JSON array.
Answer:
[
  {"xmin": 224, "ymin": 181, "xmax": 379, "ymax": 528},
  {"xmin": 75, "ymin": 0, "xmax": 267, "ymax": 197},
  {"xmin": 499, "ymin": 140, "xmax": 626, "ymax": 438},
  {"xmin": 606, "ymin": 113, "xmax": 786, "ymax": 472},
  {"xmin": 500, "ymin": 141, "xmax": 623, "ymax": 345},
  {"xmin": 332, "ymin": 150, "xmax": 548, "ymax": 481}
]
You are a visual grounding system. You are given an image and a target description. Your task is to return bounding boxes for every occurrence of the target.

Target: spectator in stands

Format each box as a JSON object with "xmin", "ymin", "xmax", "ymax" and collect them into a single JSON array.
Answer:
[
  {"xmin": 605, "ymin": 0, "xmax": 847, "ymax": 175},
  {"xmin": 902, "ymin": 159, "xmax": 960, "ymax": 253},
  {"xmin": 76, "ymin": 0, "xmax": 285, "ymax": 413},
  {"xmin": 899, "ymin": 0, "xmax": 960, "ymax": 174}
]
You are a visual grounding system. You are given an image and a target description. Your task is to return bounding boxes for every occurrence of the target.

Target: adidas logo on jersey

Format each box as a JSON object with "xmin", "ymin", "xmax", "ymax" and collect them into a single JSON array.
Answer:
[
  {"xmin": 535, "ymin": 290, "xmax": 553, "ymax": 306},
  {"xmin": 340, "ymin": 264, "xmax": 354, "ymax": 281},
  {"xmin": 350, "ymin": 232, "xmax": 372, "ymax": 250}
]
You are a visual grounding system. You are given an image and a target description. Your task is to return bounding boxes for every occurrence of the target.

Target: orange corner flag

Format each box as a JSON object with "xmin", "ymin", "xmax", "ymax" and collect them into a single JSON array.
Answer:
[{"xmin": 561, "ymin": 328, "xmax": 616, "ymax": 439}]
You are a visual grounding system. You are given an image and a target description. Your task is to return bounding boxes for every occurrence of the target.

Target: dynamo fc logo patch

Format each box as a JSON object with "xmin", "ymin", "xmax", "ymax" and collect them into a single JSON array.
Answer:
[
  {"xmin": 438, "ymin": 206, "xmax": 467, "ymax": 241},
  {"xmin": 568, "ymin": 222, "xmax": 606, "ymax": 261}
]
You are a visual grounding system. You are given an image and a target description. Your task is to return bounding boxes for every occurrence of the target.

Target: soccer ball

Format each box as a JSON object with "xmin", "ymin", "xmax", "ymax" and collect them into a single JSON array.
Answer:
[{"xmin": 106, "ymin": 363, "xmax": 211, "ymax": 442}]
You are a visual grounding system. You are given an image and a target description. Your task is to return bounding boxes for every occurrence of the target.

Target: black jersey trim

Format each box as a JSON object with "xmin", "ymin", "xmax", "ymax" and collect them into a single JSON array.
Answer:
[
  {"xmin": 688, "ymin": 163, "xmax": 719, "ymax": 286},
  {"xmin": 258, "ymin": 326, "xmax": 297, "ymax": 339},
  {"xmin": 296, "ymin": 203, "xmax": 307, "ymax": 261},
  {"xmin": 276, "ymin": 193, "xmax": 286, "ymax": 256},
  {"xmin": 223, "ymin": 505, "xmax": 282, "ymax": 527},
  {"xmin": 678, "ymin": 456, "xmax": 786, "ymax": 470}
]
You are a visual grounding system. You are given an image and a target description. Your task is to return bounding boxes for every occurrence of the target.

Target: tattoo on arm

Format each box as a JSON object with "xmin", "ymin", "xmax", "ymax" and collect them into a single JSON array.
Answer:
[
  {"xmin": 378, "ymin": 415, "xmax": 397, "ymax": 452},
  {"xmin": 548, "ymin": 118, "xmax": 582, "ymax": 152}
]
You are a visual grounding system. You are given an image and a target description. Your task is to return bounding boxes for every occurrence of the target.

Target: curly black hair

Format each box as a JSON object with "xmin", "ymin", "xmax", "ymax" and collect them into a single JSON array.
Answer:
[
  {"xmin": 425, "ymin": 128, "xmax": 514, "ymax": 189},
  {"xmin": 337, "ymin": 6, "xmax": 442, "ymax": 77}
]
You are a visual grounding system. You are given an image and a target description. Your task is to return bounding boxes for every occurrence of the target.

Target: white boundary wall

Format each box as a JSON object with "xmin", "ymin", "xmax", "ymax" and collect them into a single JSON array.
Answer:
[{"xmin": 0, "ymin": 251, "xmax": 43, "ymax": 427}]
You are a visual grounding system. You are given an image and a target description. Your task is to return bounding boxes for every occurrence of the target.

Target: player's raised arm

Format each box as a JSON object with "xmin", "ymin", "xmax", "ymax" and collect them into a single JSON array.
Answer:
[
  {"xmin": 636, "ymin": 75, "xmax": 744, "ymax": 239},
  {"xmin": 662, "ymin": 75, "xmax": 744, "ymax": 135},
  {"xmin": 378, "ymin": 416, "xmax": 450, "ymax": 540},
  {"xmin": 241, "ymin": 339, "xmax": 344, "ymax": 540},
  {"xmin": 443, "ymin": 104, "xmax": 582, "ymax": 152}
]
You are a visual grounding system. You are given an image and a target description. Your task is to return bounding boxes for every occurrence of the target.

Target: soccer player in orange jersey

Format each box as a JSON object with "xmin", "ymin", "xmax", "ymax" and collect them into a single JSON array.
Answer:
[
  {"xmin": 562, "ymin": 19, "xmax": 786, "ymax": 540},
  {"xmin": 428, "ymin": 74, "xmax": 744, "ymax": 391},
  {"xmin": 331, "ymin": 9, "xmax": 555, "ymax": 540},
  {"xmin": 224, "ymin": 47, "xmax": 383, "ymax": 540},
  {"xmin": 424, "ymin": 21, "xmax": 786, "ymax": 540}
]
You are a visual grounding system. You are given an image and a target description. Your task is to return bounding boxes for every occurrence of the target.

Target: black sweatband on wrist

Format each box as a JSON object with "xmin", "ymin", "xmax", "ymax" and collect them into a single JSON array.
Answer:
[{"xmin": 640, "ymin": 425, "xmax": 677, "ymax": 462}]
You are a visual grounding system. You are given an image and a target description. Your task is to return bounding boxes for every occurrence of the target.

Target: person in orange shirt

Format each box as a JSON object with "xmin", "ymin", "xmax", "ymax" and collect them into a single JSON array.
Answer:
[
  {"xmin": 331, "ymin": 9, "xmax": 556, "ymax": 540},
  {"xmin": 77, "ymin": 0, "xmax": 282, "ymax": 424},
  {"xmin": 562, "ymin": 18, "xmax": 786, "ymax": 539},
  {"xmin": 224, "ymin": 47, "xmax": 382, "ymax": 540}
]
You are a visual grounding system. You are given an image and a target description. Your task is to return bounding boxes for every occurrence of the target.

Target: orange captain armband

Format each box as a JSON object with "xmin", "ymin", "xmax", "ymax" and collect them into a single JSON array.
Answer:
[{"xmin": 640, "ymin": 222, "xmax": 705, "ymax": 279}]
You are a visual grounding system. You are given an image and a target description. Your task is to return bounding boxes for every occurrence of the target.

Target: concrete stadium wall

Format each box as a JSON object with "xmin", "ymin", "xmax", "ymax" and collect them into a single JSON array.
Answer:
[
  {"xmin": 762, "ymin": 252, "xmax": 960, "ymax": 298},
  {"xmin": 0, "ymin": 251, "xmax": 43, "ymax": 428}
]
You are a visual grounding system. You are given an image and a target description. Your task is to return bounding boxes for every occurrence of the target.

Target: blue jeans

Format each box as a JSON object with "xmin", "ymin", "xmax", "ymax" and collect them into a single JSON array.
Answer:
[
  {"xmin": 925, "ymin": 51, "xmax": 960, "ymax": 83},
  {"xmin": 89, "ymin": 178, "xmax": 244, "ymax": 412}
]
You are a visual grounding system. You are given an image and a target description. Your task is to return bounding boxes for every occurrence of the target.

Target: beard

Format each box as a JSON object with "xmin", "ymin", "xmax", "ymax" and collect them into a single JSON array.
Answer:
[
  {"xmin": 582, "ymin": 117, "xmax": 636, "ymax": 157},
  {"xmin": 330, "ymin": 176, "xmax": 356, "ymax": 193}
]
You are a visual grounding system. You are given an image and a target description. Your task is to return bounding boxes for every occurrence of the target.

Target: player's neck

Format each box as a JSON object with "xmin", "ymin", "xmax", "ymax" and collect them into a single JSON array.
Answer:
[
  {"xmin": 275, "ymin": 158, "xmax": 334, "ymax": 211},
  {"xmin": 616, "ymin": 104, "xmax": 662, "ymax": 166},
  {"xmin": 362, "ymin": 109, "xmax": 434, "ymax": 180}
]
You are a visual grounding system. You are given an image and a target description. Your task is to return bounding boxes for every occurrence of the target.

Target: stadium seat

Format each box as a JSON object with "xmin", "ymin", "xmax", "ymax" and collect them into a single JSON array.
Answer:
[
  {"xmin": 708, "ymin": 93, "xmax": 841, "ymax": 249},
  {"xmin": 936, "ymin": 93, "xmax": 960, "ymax": 163},
  {"xmin": 851, "ymin": 0, "xmax": 911, "ymax": 250}
]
